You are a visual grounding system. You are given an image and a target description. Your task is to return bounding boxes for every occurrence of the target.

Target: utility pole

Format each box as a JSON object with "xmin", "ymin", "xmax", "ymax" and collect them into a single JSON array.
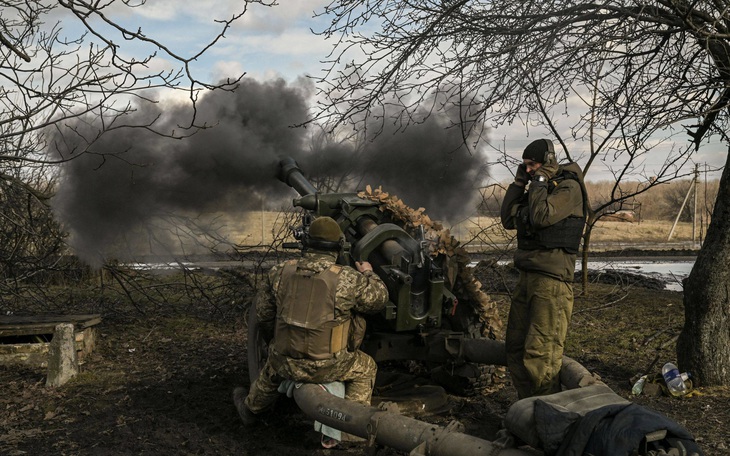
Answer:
[
  {"xmin": 668, "ymin": 165, "xmax": 699, "ymax": 242},
  {"xmin": 692, "ymin": 163, "xmax": 699, "ymax": 244},
  {"xmin": 701, "ymin": 163, "xmax": 708, "ymax": 244}
]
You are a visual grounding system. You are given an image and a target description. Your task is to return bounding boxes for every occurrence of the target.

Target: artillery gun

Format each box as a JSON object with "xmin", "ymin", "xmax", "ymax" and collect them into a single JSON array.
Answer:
[
  {"xmin": 247, "ymin": 157, "xmax": 502, "ymax": 395},
  {"xmin": 244, "ymin": 158, "xmax": 704, "ymax": 456}
]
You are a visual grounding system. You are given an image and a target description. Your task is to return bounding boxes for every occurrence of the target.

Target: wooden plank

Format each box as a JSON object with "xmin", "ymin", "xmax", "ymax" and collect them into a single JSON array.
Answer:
[
  {"xmin": 0, "ymin": 343, "xmax": 50, "ymax": 367},
  {"xmin": 0, "ymin": 314, "xmax": 102, "ymax": 337},
  {"xmin": 0, "ymin": 327, "xmax": 97, "ymax": 367}
]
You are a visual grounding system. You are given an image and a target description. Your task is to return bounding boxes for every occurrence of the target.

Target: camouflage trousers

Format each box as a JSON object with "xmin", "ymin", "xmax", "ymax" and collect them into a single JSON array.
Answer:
[
  {"xmin": 245, "ymin": 347, "xmax": 377, "ymax": 414},
  {"xmin": 506, "ymin": 270, "xmax": 573, "ymax": 399}
]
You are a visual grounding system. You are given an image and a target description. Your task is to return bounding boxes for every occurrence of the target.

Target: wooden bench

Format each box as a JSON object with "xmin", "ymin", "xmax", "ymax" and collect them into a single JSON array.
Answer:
[{"xmin": 0, "ymin": 314, "xmax": 102, "ymax": 386}]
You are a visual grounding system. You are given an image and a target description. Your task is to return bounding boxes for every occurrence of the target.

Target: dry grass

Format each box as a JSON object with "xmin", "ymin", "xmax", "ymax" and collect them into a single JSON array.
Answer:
[
  {"xmin": 208, "ymin": 210, "xmax": 295, "ymax": 247},
  {"xmin": 451, "ymin": 216, "xmax": 699, "ymax": 243},
  {"xmin": 589, "ymin": 219, "xmax": 698, "ymax": 243},
  {"xmin": 222, "ymin": 212, "xmax": 701, "ymax": 250}
]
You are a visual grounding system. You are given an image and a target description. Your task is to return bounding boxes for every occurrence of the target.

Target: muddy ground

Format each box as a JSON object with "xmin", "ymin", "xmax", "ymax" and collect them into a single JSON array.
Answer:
[{"xmin": 1, "ymin": 258, "xmax": 729, "ymax": 456}]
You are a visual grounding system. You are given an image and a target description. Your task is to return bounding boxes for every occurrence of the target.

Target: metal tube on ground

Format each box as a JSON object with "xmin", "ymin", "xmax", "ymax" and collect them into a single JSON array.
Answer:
[
  {"xmin": 560, "ymin": 355, "xmax": 597, "ymax": 389},
  {"xmin": 290, "ymin": 339, "xmax": 595, "ymax": 454},
  {"xmin": 291, "ymin": 383, "xmax": 537, "ymax": 456},
  {"xmin": 459, "ymin": 338, "xmax": 508, "ymax": 366},
  {"xmin": 457, "ymin": 339, "xmax": 596, "ymax": 390}
]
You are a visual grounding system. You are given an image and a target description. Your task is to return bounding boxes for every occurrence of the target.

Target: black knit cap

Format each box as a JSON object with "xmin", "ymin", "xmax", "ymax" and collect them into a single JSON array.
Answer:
[{"xmin": 522, "ymin": 139, "xmax": 555, "ymax": 163}]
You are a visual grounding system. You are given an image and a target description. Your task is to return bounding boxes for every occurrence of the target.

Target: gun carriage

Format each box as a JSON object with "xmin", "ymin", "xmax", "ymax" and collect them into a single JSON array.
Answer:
[{"xmin": 248, "ymin": 157, "xmax": 500, "ymax": 394}]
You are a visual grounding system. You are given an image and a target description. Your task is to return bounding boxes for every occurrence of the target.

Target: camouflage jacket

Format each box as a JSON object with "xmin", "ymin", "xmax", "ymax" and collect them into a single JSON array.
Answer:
[
  {"xmin": 500, "ymin": 162, "xmax": 588, "ymax": 281},
  {"xmin": 255, "ymin": 250, "xmax": 388, "ymax": 342}
]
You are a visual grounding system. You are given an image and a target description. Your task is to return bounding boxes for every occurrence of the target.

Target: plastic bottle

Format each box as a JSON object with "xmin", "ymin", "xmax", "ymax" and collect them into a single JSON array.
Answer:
[
  {"xmin": 631, "ymin": 375, "xmax": 647, "ymax": 395},
  {"xmin": 674, "ymin": 372, "xmax": 691, "ymax": 390},
  {"xmin": 662, "ymin": 362, "xmax": 688, "ymax": 397}
]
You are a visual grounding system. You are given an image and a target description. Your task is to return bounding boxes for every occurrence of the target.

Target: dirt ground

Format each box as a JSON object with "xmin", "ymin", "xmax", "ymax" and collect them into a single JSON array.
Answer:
[{"xmin": 1, "ymin": 258, "xmax": 729, "ymax": 456}]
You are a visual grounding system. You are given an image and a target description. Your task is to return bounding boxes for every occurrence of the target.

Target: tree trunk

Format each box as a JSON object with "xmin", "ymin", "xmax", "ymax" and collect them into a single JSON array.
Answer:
[{"xmin": 677, "ymin": 145, "xmax": 730, "ymax": 386}]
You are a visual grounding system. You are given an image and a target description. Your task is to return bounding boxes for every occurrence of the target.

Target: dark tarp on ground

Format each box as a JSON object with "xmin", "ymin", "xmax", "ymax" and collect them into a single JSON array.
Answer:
[{"xmin": 534, "ymin": 401, "xmax": 704, "ymax": 456}]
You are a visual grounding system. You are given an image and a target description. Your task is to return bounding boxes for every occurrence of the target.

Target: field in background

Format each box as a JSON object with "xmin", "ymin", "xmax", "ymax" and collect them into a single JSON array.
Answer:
[
  {"xmin": 224, "ymin": 212, "xmax": 702, "ymax": 251},
  {"xmin": 139, "ymin": 176, "xmax": 713, "ymax": 257}
]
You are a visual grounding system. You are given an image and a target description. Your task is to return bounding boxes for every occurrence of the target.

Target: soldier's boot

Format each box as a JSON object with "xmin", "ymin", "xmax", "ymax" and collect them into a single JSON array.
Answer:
[{"xmin": 233, "ymin": 387, "xmax": 259, "ymax": 426}]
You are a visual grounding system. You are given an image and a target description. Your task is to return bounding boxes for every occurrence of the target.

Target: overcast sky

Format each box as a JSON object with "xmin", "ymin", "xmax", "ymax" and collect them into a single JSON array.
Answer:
[
  {"xmin": 65, "ymin": 0, "xmax": 726, "ymax": 184},
  {"xmin": 102, "ymin": 0, "xmax": 334, "ymax": 83},
  {"xmin": 46, "ymin": 1, "xmax": 728, "ymax": 263}
]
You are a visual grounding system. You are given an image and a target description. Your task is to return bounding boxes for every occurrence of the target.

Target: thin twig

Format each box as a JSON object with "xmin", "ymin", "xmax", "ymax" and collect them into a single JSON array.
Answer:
[
  {"xmin": 643, "ymin": 354, "xmax": 660, "ymax": 374},
  {"xmin": 642, "ymin": 327, "xmax": 672, "ymax": 346},
  {"xmin": 574, "ymin": 290, "xmax": 629, "ymax": 314},
  {"xmin": 659, "ymin": 334, "xmax": 680, "ymax": 349},
  {"xmin": 142, "ymin": 326, "xmax": 156, "ymax": 342}
]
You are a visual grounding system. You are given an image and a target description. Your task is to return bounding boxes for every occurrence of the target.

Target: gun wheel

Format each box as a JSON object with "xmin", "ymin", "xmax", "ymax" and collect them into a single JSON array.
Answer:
[{"xmin": 246, "ymin": 304, "xmax": 269, "ymax": 384}]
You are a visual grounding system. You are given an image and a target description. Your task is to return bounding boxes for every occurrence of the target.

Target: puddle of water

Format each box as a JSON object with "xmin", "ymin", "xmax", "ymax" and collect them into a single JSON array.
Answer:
[
  {"xmin": 471, "ymin": 259, "xmax": 694, "ymax": 292},
  {"xmin": 131, "ymin": 258, "xmax": 695, "ymax": 292},
  {"xmin": 578, "ymin": 260, "xmax": 693, "ymax": 292}
]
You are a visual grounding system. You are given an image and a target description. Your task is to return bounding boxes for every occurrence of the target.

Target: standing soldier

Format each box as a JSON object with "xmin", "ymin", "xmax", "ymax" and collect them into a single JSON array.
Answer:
[
  {"xmin": 233, "ymin": 216, "xmax": 388, "ymax": 433},
  {"xmin": 500, "ymin": 138, "xmax": 588, "ymax": 399}
]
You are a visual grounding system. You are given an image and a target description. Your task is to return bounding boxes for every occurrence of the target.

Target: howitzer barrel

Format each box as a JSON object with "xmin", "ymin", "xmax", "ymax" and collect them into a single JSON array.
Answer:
[
  {"xmin": 279, "ymin": 158, "xmax": 414, "ymax": 267},
  {"xmin": 277, "ymin": 157, "xmax": 317, "ymax": 196},
  {"xmin": 275, "ymin": 157, "xmax": 444, "ymax": 332}
]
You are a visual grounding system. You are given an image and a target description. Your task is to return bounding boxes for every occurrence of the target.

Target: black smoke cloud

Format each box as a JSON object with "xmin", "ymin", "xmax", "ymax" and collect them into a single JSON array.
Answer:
[
  {"xmin": 51, "ymin": 78, "xmax": 488, "ymax": 264},
  {"xmin": 301, "ymin": 106, "xmax": 489, "ymax": 221},
  {"xmin": 359, "ymin": 114, "xmax": 487, "ymax": 220}
]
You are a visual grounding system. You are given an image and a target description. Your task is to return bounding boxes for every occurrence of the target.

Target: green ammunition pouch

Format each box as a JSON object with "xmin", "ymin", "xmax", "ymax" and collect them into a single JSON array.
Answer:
[{"xmin": 274, "ymin": 261, "xmax": 350, "ymax": 360}]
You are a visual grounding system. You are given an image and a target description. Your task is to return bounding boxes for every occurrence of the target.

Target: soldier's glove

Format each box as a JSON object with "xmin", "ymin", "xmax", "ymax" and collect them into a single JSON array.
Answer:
[
  {"xmin": 277, "ymin": 380, "xmax": 301, "ymax": 398},
  {"xmin": 534, "ymin": 151, "xmax": 559, "ymax": 182},
  {"xmin": 514, "ymin": 164, "xmax": 530, "ymax": 187}
]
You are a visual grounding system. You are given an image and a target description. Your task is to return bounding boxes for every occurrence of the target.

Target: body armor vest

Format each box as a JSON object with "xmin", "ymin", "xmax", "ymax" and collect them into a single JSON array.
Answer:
[
  {"xmin": 515, "ymin": 171, "xmax": 586, "ymax": 254},
  {"xmin": 273, "ymin": 261, "xmax": 350, "ymax": 360}
]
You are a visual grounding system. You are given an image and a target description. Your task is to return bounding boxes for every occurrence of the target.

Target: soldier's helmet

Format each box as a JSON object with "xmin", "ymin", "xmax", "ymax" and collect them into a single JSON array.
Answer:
[{"xmin": 307, "ymin": 217, "xmax": 344, "ymax": 251}]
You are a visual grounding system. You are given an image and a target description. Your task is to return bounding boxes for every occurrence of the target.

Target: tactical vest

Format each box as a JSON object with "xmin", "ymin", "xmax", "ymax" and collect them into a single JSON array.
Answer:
[
  {"xmin": 273, "ymin": 261, "xmax": 350, "ymax": 360},
  {"xmin": 515, "ymin": 171, "xmax": 586, "ymax": 254}
]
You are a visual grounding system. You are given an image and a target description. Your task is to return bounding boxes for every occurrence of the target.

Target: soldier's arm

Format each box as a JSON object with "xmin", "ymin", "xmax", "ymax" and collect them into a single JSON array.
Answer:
[
  {"xmin": 352, "ymin": 269, "xmax": 389, "ymax": 314},
  {"xmin": 500, "ymin": 183, "xmax": 526, "ymax": 230},
  {"xmin": 255, "ymin": 265, "xmax": 281, "ymax": 327},
  {"xmin": 528, "ymin": 179, "xmax": 583, "ymax": 229}
]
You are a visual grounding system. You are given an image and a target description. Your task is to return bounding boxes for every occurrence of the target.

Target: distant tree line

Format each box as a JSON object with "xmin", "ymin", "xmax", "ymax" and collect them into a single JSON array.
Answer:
[{"xmin": 478, "ymin": 178, "xmax": 720, "ymax": 223}]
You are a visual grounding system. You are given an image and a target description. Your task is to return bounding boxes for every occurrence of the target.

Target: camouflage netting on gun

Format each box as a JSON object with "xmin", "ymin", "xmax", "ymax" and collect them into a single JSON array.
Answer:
[{"xmin": 358, "ymin": 186, "xmax": 504, "ymax": 340}]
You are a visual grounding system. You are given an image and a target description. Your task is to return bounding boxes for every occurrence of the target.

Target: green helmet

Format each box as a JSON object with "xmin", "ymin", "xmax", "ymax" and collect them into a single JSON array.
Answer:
[{"xmin": 309, "ymin": 216, "xmax": 343, "ymax": 243}]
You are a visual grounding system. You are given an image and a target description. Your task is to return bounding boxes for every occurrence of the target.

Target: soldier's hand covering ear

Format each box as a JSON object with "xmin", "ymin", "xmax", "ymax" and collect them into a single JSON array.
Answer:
[
  {"xmin": 534, "ymin": 152, "xmax": 558, "ymax": 181},
  {"xmin": 514, "ymin": 164, "xmax": 530, "ymax": 187}
]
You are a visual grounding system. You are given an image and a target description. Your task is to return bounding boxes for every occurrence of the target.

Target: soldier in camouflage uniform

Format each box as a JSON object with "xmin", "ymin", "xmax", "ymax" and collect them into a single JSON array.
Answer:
[
  {"xmin": 500, "ymin": 139, "xmax": 588, "ymax": 399},
  {"xmin": 234, "ymin": 216, "xmax": 388, "ymax": 425}
]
